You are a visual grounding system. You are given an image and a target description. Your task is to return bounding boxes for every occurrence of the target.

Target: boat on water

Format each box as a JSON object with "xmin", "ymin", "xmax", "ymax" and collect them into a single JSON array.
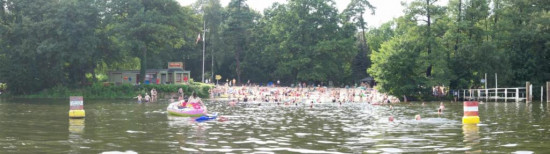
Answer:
[{"xmin": 166, "ymin": 101, "xmax": 206, "ymax": 117}]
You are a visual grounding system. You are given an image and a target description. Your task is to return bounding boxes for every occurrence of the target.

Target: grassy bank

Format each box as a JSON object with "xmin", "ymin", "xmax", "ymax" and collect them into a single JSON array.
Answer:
[{"xmin": 6, "ymin": 82, "xmax": 213, "ymax": 99}]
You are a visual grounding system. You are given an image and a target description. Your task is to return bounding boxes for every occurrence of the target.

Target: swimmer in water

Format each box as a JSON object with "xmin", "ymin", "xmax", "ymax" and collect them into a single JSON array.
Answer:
[
  {"xmin": 389, "ymin": 116, "xmax": 394, "ymax": 122},
  {"xmin": 439, "ymin": 102, "xmax": 445, "ymax": 110},
  {"xmin": 415, "ymin": 115, "xmax": 421, "ymax": 120},
  {"xmin": 229, "ymin": 100, "xmax": 237, "ymax": 107}
]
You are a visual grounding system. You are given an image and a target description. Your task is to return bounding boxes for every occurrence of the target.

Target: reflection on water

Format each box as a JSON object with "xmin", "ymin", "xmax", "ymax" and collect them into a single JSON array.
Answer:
[
  {"xmin": 68, "ymin": 118, "xmax": 85, "ymax": 153},
  {"xmin": 0, "ymin": 98, "xmax": 549, "ymax": 153},
  {"xmin": 69, "ymin": 119, "xmax": 85, "ymax": 134}
]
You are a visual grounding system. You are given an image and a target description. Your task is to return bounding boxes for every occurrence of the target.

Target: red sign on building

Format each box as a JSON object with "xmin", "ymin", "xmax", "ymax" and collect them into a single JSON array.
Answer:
[{"xmin": 168, "ymin": 62, "xmax": 184, "ymax": 69}]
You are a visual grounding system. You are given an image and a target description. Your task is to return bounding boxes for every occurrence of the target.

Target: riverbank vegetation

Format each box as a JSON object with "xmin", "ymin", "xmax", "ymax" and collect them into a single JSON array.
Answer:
[
  {"xmin": 0, "ymin": 0, "xmax": 547, "ymax": 100},
  {"xmin": 10, "ymin": 82, "xmax": 212, "ymax": 99}
]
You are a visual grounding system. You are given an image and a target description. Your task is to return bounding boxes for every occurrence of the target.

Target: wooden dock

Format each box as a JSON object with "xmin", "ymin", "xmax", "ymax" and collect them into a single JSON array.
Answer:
[{"xmin": 456, "ymin": 88, "xmax": 527, "ymax": 102}]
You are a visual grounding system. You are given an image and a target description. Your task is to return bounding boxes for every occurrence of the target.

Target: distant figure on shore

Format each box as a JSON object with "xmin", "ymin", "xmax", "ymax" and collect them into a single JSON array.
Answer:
[{"xmin": 453, "ymin": 90, "xmax": 458, "ymax": 102}]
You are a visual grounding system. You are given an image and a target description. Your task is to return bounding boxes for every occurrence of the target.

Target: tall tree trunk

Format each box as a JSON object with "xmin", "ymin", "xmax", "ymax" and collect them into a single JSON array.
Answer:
[
  {"xmin": 235, "ymin": 45, "xmax": 241, "ymax": 85},
  {"xmin": 454, "ymin": 0, "xmax": 461, "ymax": 55},
  {"xmin": 360, "ymin": 13, "xmax": 370, "ymax": 78},
  {"xmin": 426, "ymin": 0, "xmax": 432, "ymax": 77},
  {"xmin": 492, "ymin": 0, "xmax": 499, "ymax": 43}
]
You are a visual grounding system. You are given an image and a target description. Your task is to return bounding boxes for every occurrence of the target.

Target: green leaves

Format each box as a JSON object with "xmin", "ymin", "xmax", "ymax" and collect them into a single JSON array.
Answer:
[
  {"xmin": 1, "ymin": 0, "xmax": 547, "ymax": 98},
  {"xmin": 0, "ymin": 0, "xmax": 201, "ymax": 94}
]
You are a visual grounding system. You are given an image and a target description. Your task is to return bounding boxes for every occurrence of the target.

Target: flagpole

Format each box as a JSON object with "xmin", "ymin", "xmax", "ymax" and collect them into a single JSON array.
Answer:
[{"xmin": 202, "ymin": 18, "xmax": 206, "ymax": 83}]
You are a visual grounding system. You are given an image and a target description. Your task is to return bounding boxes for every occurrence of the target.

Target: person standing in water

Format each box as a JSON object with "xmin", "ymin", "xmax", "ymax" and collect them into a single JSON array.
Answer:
[
  {"xmin": 188, "ymin": 92, "xmax": 203, "ymax": 108},
  {"xmin": 150, "ymin": 88, "xmax": 157, "ymax": 102},
  {"xmin": 178, "ymin": 88, "xmax": 184, "ymax": 98},
  {"xmin": 144, "ymin": 93, "xmax": 151, "ymax": 102},
  {"xmin": 136, "ymin": 94, "xmax": 143, "ymax": 103}
]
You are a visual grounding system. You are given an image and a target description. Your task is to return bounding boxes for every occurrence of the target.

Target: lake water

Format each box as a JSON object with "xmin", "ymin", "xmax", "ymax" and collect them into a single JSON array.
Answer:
[{"xmin": 0, "ymin": 98, "xmax": 549, "ymax": 153}]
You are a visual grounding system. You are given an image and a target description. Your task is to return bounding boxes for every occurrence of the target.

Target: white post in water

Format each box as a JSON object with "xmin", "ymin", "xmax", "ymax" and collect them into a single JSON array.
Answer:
[
  {"xmin": 542, "ymin": 86, "xmax": 544, "ymax": 102},
  {"xmin": 495, "ymin": 73, "xmax": 498, "ymax": 102},
  {"xmin": 526, "ymin": 82, "xmax": 531, "ymax": 103},
  {"xmin": 515, "ymin": 88, "xmax": 519, "ymax": 102},
  {"xmin": 505, "ymin": 88, "xmax": 508, "ymax": 102},
  {"xmin": 485, "ymin": 88, "xmax": 489, "ymax": 102},
  {"xmin": 495, "ymin": 88, "xmax": 498, "ymax": 102},
  {"xmin": 470, "ymin": 89, "xmax": 473, "ymax": 100},
  {"xmin": 495, "ymin": 73, "xmax": 498, "ymax": 89}
]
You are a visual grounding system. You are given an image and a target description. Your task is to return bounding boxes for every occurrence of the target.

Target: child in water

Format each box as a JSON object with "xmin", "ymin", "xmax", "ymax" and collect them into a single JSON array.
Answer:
[
  {"xmin": 136, "ymin": 94, "xmax": 142, "ymax": 103},
  {"xmin": 178, "ymin": 98, "xmax": 188, "ymax": 109},
  {"xmin": 144, "ymin": 93, "xmax": 151, "ymax": 102}
]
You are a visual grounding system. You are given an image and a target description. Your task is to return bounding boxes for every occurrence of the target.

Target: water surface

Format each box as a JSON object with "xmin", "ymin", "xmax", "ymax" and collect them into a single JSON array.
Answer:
[{"xmin": 1, "ymin": 98, "xmax": 549, "ymax": 153}]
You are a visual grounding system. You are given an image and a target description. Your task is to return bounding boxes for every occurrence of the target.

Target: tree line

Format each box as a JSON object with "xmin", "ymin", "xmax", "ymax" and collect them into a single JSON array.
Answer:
[
  {"xmin": 368, "ymin": 0, "xmax": 548, "ymax": 99},
  {"xmin": 1, "ymin": 0, "xmax": 548, "ymax": 100}
]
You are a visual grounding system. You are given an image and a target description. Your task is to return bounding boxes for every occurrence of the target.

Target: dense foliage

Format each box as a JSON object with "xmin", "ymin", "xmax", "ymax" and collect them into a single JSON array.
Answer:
[
  {"xmin": 0, "ymin": 0, "xmax": 548, "ymax": 100},
  {"xmin": 22, "ymin": 82, "xmax": 212, "ymax": 99},
  {"xmin": 368, "ymin": 0, "xmax": 549, "ymax": 99}
]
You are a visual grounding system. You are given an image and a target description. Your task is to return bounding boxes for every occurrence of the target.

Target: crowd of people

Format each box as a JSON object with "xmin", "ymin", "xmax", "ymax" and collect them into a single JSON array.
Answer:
[
  {"xmin": 136, "ymin": 88, "xmax": 158, "ymax": 103},
  {"xmin": 210, "ymin": 83, "xmax": 401, "ymax": 105}
]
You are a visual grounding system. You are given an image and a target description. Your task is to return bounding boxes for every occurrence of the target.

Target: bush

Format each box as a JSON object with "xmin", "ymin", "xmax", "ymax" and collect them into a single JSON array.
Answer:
[{"xmin": 14, "ymin": 82, "xmax": 212, "ymax": 99}]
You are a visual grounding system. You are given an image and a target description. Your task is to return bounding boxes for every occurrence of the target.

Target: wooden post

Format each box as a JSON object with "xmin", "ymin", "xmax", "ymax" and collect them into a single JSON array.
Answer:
[{"xmin": 526, "ymin": 82, "xmax": 531, "ymax": 102}]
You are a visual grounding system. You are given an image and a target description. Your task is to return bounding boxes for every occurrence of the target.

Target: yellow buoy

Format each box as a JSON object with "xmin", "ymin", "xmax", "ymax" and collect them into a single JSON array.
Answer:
[
  {"xmin": 462, "ymin": 116, "xmax": 479, "ymax": 124},
  {"xmin": 69, "ymin": 110, "xmax": 86, "ymax": 118}
]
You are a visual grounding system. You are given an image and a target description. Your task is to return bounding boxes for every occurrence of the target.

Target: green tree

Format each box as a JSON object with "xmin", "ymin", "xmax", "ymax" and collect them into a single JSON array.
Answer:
[
  {"xmin": 369, "ymin": 35, "xmax": 427, "ymax": 98},
  {"xmin": 109, "ymin": 0, "xmax": 198, "ymax": 84},
  {"xmin": 343, "ymin": 0, "xmax": 376, "ymax": 81},
  {"xmin": 221, "ymin": 0, "xmax": 257, "ymax": 84},
  {"xmin": 250, "ymin": 0, "xmax": 356, "ymax": 85}
]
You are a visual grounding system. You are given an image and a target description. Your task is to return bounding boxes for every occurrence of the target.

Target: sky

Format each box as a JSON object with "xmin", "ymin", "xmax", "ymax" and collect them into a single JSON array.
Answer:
[{"xmin": 177, "ymin": 0, "xmax": 448, "ymax": 28}]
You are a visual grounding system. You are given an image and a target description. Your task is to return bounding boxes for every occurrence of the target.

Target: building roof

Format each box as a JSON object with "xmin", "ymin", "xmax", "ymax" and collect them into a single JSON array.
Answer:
[{"xmin": 109, "ymin": 69, "xmax": 190, "ymax": 74}]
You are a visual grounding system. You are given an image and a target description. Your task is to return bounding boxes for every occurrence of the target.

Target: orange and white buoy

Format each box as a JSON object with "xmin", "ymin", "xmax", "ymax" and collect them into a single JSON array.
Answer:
[
  {"xmin": 69, "ymin": 96, "xmax": 85, "ymax": 118},
  {"xmin": 462, "ymin": 101, "xmax": 480, "ymax": 124}
]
